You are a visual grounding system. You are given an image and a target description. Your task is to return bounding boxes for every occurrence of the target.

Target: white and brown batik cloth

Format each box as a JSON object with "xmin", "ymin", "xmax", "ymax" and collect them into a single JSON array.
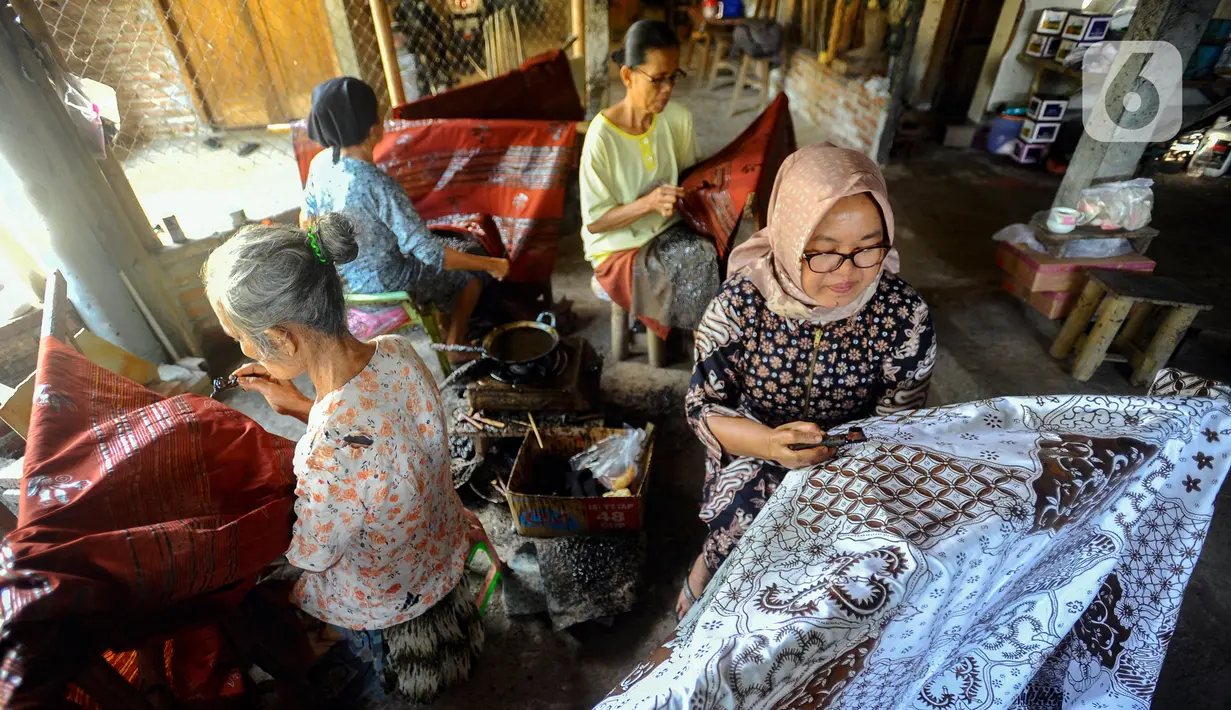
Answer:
[
  {"xmin": 603, "ymin": 370, "xmax": 1231, "ymax": 710},
  {"xmin": 686, "ymin": 272, "xmax": 936, "ymax": 573}
]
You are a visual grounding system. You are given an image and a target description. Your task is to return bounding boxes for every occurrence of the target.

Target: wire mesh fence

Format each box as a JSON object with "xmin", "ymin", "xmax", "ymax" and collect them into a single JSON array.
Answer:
[{"xmin": 23, "ymin": 0, "xmax": 578, "ymax": 240}]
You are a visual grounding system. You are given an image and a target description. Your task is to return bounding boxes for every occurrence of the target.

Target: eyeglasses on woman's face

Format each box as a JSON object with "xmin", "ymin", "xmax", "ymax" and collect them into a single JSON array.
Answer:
[
  {"xmin": 800, "ymin": 244, "xmax": 889, "ymax": 274},
  {"xmin": 634, "ymin": 67, "xmax": 687, "ymax": 89}
]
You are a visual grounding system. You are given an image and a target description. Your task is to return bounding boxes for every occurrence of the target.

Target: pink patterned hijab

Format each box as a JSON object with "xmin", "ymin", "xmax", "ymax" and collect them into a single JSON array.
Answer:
[{"xmin": 728, "ymin": 143, "xmax": 899, "ymax": 324}]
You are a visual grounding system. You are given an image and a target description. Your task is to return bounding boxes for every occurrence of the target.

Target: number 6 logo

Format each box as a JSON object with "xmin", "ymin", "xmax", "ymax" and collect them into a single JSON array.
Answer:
[{"xmin": 1082, "ymin": 41, "xmax": 1183, "ymax": 144}]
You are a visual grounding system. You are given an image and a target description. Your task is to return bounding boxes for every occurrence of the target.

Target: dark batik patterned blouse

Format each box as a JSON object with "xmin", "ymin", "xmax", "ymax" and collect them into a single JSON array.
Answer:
[
  {"xmin": 688, "ymin": 273, "xmax": 935, "ymax": 430},
  {"xmin": 689, "ymin": 275, "xmax": 935, "ymax": 479}
]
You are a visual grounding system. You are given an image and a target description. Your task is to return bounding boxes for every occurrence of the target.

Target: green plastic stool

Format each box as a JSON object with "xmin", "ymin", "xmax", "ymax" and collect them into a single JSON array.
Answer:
[{"xmin": 468, "ymin": 542, "xmax": 502, "ymax": 617}]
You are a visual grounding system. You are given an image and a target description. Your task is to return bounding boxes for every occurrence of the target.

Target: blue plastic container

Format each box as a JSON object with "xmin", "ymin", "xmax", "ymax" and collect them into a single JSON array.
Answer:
[
  {"xmin": 987, "ymin": 113, "xmax": 1026, "ymax": 155},
  {"xmin": 718, "ymin": 0, "xmax": 744, "ymax": 19}
]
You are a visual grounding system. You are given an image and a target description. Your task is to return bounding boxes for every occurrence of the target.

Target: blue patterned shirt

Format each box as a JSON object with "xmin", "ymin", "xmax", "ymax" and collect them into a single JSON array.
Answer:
[{"xmin": 302, "ymin": 152, "xmax": 444, "ymax": 295}]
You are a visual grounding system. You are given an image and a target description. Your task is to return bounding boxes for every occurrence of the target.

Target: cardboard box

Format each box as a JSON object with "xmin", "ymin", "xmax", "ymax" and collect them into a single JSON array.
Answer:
[
  {"xmin": 1055, "ymin": 39, "xmax": 1095, "ymax": 64},
  {"xmin": 1025, "ymin": 33, "xmax": 1063, "ymax": 58},
  {"xmin": 1002, "ymin": 277, "xmax": 1077, "ymax": 319},
  {"xmin": 995, "ymin": 241, "xmax": 1156, "ymax": 293},
  {"xmin": 1020, "ymin": 118, "xmax": 1061, "ymax": 143},
  {"xmin": 1062, "ymin": 12, "xmax": 1111, "ymax": 42},
  {"xmin": 1028, "ymin": 94, "xmax": 1068, "ymax": 121},
  {"xmin": 1035, "ymin": 8, "xmax": 1069, "ymax": 35},
  {"xmin": 1010, "ymin": 139, "xmax": 1049, "ymax": 164},
  {"xmin": 506, "ymin": 425, "xmax": 654, "ymax": 538}
]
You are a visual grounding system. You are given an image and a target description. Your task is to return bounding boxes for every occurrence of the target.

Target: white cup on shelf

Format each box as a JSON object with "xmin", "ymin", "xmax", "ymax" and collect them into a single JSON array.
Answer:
[{"xmin": 1046, "ymin": 207, "xmax": 1081, "ymax": 234}]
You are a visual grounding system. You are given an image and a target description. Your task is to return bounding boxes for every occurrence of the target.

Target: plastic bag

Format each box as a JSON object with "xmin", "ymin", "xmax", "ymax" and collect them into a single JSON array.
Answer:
[
  {"xmin": 1075, "ymin": 178, "xmax": 1154, "ymax": 231},
  {"xmin": 991, "ymin": 224, "xmax": 1048, "ymax": 253},
  {"xmin": 62, "ymin": 77, "xmax": 106, "ymax": 158},
  {"xmin": 1059, "ymin": 238, "xmax": 1133, "ymax": 258},
  {"xmin": 569, "ymin": 428, "xmax": 647, "ymax": 493}
]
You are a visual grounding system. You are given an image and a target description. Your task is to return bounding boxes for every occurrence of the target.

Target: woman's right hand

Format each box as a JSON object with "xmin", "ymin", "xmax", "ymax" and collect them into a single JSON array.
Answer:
[
  {"xmin": 641, "ymin": 185, "xmax": 686, "ymax": 219},
  {"xmin": 766, "ymin": 422, "xmax": 835, "ymax": 469},
  {"xmin": 232, "ymin": 363, "xmax": 313, "ymax": 422}
]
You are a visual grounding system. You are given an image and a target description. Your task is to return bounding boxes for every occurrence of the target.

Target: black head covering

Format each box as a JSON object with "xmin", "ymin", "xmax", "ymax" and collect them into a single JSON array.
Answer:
[{"xmin": 307, "ymin": 77, "xmax": 379, "ymax": 163}]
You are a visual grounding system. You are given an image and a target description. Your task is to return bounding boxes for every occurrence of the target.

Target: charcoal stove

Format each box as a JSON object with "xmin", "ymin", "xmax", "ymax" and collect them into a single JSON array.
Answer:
[
  {"xmin": 466, "ymin": 337, "xmax": 600, "ymax": 413},
  {"xmin": 489, "ymin": 346, "xmax": 568, "ymax": 385}
]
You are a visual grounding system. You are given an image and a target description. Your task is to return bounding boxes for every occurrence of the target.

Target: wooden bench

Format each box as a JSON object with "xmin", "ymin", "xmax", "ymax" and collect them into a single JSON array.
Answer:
[{"xmin": 1050, "ymin": 270, "xmax": 1214, "ymax": 385}]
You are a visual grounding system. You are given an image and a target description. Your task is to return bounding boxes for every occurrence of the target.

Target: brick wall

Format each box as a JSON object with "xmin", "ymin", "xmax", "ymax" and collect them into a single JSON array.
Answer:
[
  {"xmin": 154, "ymin": 237, "xmax": 233, "ymax": 362},
  {"xmin": 784, "ymin": 51, "xmax": 890, "ymax": 156},
  {"xmin": 36, "ymin": 0, "xmax": 201, "ymax": 148}
]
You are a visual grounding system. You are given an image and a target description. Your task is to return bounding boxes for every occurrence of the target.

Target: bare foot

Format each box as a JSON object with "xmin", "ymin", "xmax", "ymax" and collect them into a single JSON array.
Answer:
[{"xmin": 675, "ymin": 553, "xmax": 713, "ymax": 620}]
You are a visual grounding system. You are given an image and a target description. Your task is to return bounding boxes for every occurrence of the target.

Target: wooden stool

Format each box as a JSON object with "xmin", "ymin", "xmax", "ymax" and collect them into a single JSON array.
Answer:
[
  {"xmin": 707, "ymin": 35, "xmax": 736, "ymax": 88},
  {"xmin": 728, "ymin": 54, "xmax": 773, "ymax": 117},
  {"xmin": 611, "ymin": 303, "xmax": 667, "ymax": 368},
  {"xmin": 1050, "ymin": 271, "xmax": 1214, "ymax": 385},
  {"xmin": 592, "ymin": 276, "xmax": 667, "ymax": 368},
  {"xmin": 683, "ymin": 30, "xmax": 713, "ymax": 75}
]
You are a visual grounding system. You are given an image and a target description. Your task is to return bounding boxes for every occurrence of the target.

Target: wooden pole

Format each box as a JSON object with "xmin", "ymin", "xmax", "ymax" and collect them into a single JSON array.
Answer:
[
  {"xmin": 873, "ymin": 0, "xmax": 929, "ymax": 163},
  {"xmin": 571, "ymin": 0, "xmax": 585, "ymax": 59},
  {"xmin": 41, "ymin": 271, "xmax": 71, "ymax": 344},
  {"xmin": 584, "ymin": 0, "xmax": 610, "ymax": 117},
  {"xmin": 369, "ymin": 0, "xmax": 406, "ymax": 106}
]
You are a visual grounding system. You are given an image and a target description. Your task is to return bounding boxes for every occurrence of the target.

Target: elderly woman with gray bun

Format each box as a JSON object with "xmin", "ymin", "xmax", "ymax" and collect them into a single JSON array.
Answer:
[{"xmin": 204, "ymin": 213, "xmax": 487, "ymax": 704}]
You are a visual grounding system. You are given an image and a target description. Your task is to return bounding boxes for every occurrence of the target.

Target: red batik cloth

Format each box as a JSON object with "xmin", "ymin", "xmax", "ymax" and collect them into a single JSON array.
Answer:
[
  {"xmin": 293, "ymin": 119, "xmax": 577, "ymax": 283},
  {"xmin": 0, "ymin": 338, "xmax": 297, "ymax": 707},
  {"xmin": 678, "ymin": 93, "xmax": 796, "ymax": 261},
  {"xmin": 594, "ymin": 95, "xmax": 796, "ymax": 339},
  {"xmin": 392, "ymin": 49, "xmax": 584, "ymax": 123}
]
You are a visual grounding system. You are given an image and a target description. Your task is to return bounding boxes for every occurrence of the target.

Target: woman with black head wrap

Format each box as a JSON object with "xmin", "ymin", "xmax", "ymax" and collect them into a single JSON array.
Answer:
[{"xmin": 301, "ymin": 77, "xmax": 509, "ymax": 356}]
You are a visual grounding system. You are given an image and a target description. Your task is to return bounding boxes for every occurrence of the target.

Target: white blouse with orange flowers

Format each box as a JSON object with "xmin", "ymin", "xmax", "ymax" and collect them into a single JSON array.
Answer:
[{"xmin": 287, "ymin": 335, "xmax": 469, "ymax": 630}]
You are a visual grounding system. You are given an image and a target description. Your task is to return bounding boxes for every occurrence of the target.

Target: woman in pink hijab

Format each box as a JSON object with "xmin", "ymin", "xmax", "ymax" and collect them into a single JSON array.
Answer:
[{"xmin": 678, "ymin": 144, "xmax": 936, "ymax": 617}]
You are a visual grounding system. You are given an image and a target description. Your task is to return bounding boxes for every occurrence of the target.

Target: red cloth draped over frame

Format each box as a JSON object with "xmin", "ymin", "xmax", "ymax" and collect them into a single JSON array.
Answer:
[
  {"xmin": 292, "ymin": 51, "xmax": 583, "ymax": 284},
  {"xmin": 0, "ymin": 338, "xmax": 297, "ymax": 707},
  {"xmin": 292, "ymin": 119, "xmax": 577, "ymax": 284},
  {"xmin": 392, "ymin": 50, "xmax": 584, "ymax": 123},
  {"xmin": 593, "ymin": 94, "xmax": 797, "ymax": 338}
]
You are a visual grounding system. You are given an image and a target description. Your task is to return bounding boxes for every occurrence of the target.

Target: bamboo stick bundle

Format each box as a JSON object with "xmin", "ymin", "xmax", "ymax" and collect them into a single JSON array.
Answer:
[
  {"xmin": 511, "ymin": 7, "xmax": 524, "ymax": 65},
  {"xmin": 484, "ymin": 14, "xmax": 494, "ymax": 75}
]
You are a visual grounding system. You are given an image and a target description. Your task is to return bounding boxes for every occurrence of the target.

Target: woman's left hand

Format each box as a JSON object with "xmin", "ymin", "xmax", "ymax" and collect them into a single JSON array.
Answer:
[
  {"xmin": 485, "ymin": 258, "xmax": 511, "ymax": 281},
  {"xmin": 232, "ymin": 363, "xmax": 313, "ymax": 422}
]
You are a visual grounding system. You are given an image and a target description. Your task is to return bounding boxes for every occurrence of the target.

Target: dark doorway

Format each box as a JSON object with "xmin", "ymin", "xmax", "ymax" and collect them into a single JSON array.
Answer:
[{"xmin": 933, "ymin": 0, "xmax": 1005, "ymax": 123}]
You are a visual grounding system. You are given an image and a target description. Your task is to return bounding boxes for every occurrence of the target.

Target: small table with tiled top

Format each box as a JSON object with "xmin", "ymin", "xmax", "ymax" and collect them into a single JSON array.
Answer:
[{"xmin": 1050, "ymin": 270, "xmax": 1214, "ymax": 385}]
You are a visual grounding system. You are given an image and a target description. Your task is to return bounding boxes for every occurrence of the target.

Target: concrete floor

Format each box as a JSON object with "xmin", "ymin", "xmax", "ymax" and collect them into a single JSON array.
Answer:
[{"xmin": 219, "ymin": 80, "xmax": 1231, "ymax": 709}]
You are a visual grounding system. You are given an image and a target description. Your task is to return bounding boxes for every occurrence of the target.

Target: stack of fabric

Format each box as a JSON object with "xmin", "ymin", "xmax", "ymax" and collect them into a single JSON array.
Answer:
[
  {"xmin": 0, "ymin": 338, "xmax": 297, "ymax": 706},
  {"xmin": 600, "ymin": 369, "xmax": 1230, "ymax": 709}
]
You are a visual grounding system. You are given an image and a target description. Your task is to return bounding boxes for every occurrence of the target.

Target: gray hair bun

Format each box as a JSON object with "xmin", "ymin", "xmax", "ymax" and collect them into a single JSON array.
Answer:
[{"xmin": 315, "ymin": 212, "xmax": 359, "ymax": 265}]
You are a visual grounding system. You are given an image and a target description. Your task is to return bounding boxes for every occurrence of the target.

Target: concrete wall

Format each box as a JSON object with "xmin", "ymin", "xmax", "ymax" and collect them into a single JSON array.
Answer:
[
  {"xmin": 785, "ymin": 52, "xmax": 890, "ymax": 155},
  {"xmin": 34, "ymin": 0, "xmax": 200, "ymax": 148}
]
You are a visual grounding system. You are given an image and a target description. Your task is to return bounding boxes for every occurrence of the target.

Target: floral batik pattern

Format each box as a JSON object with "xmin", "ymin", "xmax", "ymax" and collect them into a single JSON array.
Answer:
[
  {"xmin": 601, "ymin": 384, "xmax": 1231, "ymax": 710},
  {"xmin": 290, "ymin": 335, "xmax": 469, "ymax": 631},
  {"xmin": 685, "ymin": 274, "xmax": 936, "ymax": 572}
]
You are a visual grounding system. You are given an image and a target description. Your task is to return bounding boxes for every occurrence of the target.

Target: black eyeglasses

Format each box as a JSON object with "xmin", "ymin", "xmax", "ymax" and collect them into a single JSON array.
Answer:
[
  {"xmin": 634, "ymin": 68, "xmax": 687, "ymax": 88},
  {"xmin": 800, "ymin": 244, "xmax": 889, "ymax": 274}
]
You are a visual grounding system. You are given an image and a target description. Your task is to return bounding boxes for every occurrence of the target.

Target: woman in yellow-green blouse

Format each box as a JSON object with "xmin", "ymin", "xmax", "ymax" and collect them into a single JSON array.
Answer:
[{"xmin": 582, "ymin": 20, "xmax": 718, "ymax": 339}]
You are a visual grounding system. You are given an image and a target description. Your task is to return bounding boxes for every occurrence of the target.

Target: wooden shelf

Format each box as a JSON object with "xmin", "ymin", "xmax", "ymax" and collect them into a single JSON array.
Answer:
[
  {"xmin": 1027, "ymin": 211, "xmax": 1159, "ymax": 256},
  {"xmin": 1017, "ymin": 53, "xmax": 1082, "ymax": 80}
]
